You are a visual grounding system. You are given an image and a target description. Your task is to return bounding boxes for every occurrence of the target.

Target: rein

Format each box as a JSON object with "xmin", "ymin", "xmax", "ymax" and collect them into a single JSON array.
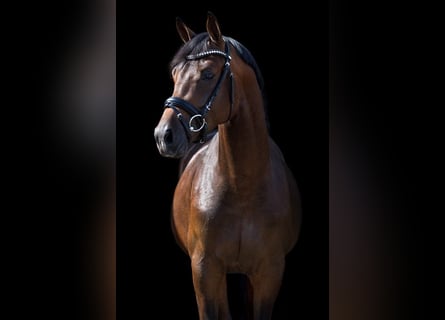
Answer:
[{"xmin": 164, "ymin": 39, "xmax": 234, "ymax": 143}]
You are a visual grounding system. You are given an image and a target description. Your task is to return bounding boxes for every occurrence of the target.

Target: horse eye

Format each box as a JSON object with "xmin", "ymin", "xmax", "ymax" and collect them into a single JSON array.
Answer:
[{"xmin": 201, "ymin": 69, "xmax": 214, "ymax": 80}]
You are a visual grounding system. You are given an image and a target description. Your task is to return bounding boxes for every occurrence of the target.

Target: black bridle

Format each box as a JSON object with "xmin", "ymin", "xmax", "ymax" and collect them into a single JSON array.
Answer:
[{"xmin": 164, "ymin": 39, "xmax": 234, "ymax": 143}]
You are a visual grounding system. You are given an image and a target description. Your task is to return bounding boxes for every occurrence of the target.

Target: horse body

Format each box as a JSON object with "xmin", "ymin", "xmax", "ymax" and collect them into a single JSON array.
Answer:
[
  {"xmin": 154, "ymin": 12, "xmax": 301, "ymax": 320},
  {"xmin": 174, "ymin": 133, "xmax": 300, "ymax": 263}
]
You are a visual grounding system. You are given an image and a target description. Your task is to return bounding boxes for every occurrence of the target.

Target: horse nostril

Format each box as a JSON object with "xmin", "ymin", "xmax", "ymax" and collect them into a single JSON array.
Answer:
[{"xmin": 164, "ymin": 129, "xmax": 173, "ymax": 144}]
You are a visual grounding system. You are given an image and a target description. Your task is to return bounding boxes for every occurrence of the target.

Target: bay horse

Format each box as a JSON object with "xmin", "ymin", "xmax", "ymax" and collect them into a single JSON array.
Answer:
[{"xmin": 154, "ymin": 12, "xmax": 302, "ymax": 320}]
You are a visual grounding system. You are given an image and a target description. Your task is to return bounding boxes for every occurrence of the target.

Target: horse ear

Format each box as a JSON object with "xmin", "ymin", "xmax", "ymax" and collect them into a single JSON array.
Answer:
[
  {"xmin": 176, "ymin": 17, "xmax": 196, "ymax": 43},
  {"xmin": 206, "ymin": 11, "xmax": 223, "ymax": 44}
]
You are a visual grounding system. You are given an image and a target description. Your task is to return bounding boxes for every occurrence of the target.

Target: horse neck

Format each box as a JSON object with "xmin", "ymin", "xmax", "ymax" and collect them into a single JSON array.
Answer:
[{"xmin": 217, "ymin": 86, "xmax": 271, "ymax": 188}]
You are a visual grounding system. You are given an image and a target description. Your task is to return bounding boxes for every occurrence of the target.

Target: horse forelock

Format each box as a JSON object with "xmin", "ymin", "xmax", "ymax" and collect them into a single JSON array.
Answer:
[{"xmin": 169, "ymin": 33, "xmax": 210, "ymax": 71}]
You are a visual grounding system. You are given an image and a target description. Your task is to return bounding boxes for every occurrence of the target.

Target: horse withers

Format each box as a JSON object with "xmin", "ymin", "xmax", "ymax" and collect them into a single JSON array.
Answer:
[{"xmin": 154, "ymin": 12, "xmax": 302, "ymax": 320}]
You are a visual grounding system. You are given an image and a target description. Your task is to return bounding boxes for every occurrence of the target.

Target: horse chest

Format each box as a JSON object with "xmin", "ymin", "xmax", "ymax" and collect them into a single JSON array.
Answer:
[{"xmin": 191, "ymin": 189, "xmax": 282, "ymax": 251}]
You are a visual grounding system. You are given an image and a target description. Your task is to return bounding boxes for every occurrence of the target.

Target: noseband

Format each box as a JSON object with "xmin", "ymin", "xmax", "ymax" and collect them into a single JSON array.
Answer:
[{"xmin": 164, "ymin": 39, "xmax": 234, "ymax": 143}]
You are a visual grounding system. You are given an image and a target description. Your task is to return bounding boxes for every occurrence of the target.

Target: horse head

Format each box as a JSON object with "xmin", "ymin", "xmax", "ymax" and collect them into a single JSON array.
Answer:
[{"xmin": 154, "ymin": 12, "xmax": 234, "ymax": 158}]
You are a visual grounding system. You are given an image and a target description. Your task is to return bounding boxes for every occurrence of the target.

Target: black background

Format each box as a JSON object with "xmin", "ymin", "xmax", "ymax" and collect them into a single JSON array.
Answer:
[
  {"xmin": 117, "ymin": 4, "xmax": 328, "ymax": 320},
  {"xmin": 7, "ymin": 0, "xmax": 428, "ymax": 319},
  {"xmin": 21, "ymin": 1, "xmax": 328, "ymax": 319}
]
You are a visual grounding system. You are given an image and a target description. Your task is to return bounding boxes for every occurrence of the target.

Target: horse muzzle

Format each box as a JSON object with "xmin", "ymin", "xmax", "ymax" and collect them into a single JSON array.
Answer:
[{"xmin": 154, "ymin": 123, "xmax": 189, "ymax": 158}]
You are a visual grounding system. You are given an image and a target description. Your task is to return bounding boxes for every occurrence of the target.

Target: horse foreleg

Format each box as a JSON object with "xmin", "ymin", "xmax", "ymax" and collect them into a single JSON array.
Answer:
[
  {"xmin": 249, "ymin": 258, "xmax": 285, "ymax": 320},
  {"xmin": 191, "ymin": 254, "xmax": 231, "ymax": 320}
]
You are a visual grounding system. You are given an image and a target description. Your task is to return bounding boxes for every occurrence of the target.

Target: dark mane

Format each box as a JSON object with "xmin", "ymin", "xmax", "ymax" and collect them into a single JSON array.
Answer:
[
  {"xmin": 169, "ymin": 33, "xmax": 270, "ymax": 129},
  {"xmin": 224, "ymin": 36, "xmax": 264, "ymax": 92}
]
